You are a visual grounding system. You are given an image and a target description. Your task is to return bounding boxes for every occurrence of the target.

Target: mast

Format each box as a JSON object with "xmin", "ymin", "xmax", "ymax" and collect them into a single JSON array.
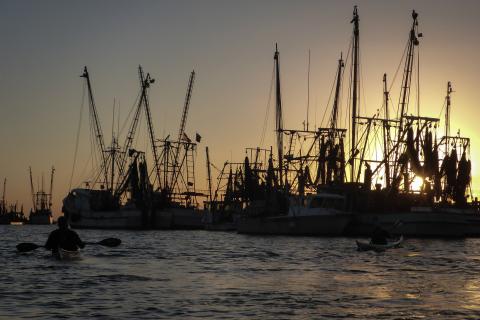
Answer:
[
  {"xmin": 350, "ymin": 6, "xmax": 360, "ymax": 183},
  {"xmin": 41, "ymin": 173, "xmax": 45, "ymax": 209},
  {"xmin": 206, "ymin": 146, "xmax": 213, "ymax": 206},
  {"xmin": 274, "ymin": 43, "xmax": 284, "ymax": 187},
  {"xmin": 49, "ymin": 167, "xmax": 55, "ymax": 210},
  {"xmin": 306, "ymin": 49, "xmax": 310, "ymax": 131},
  {"xmin": 117, "ymin": 72, "xmax": 145, "ymax": 186},
  {"xmin": 393, "ymin": 11, "xmax": 421, "ymax": 179},
  {"xmin": 170, "ymin": 70, "xmax": 195, "ymax": 192},
  {"xmin": 81, "ymin": 67, "xmax": 109, "ymax": 188},
  {"xmin": 110, "ymin": 100, "xmax": 116, "ymax": 192},
  {"xmin": 139, "ymin": 66, "xmax": 161, "ymax": 189},
  {"xmin": 29, "ymin": 167, "xmax": 35, "ymax": 211},
  {"xmin": 383, "ymin": 74, "xmax": 391, "ymax": 188},
  {"xmin": 398, "ymin": 10, "xmax": 420, "ymax": 132},
  {"xmin": 2, "ymin": 178, "xmax": 6, "ymax": 212},
  {"xmin": 331, "ymin": 53, "xmax": 344, "ymax": 132},
  {"xmin": 445, "ymin": 81, "xmax": 452, "ymax": 154}
]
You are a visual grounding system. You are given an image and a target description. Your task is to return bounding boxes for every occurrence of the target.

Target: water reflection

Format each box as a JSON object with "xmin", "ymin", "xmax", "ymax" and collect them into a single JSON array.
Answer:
[{"xmin": 2, "ymin": 226, "xmax": 480, "ymax": 319}]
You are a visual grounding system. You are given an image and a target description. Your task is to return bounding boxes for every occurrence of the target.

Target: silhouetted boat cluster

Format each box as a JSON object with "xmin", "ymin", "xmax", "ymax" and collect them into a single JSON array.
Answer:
[
  {"xmin": 58, "ymin": 7, "xmax": 480, "ymax": 237},
  {"xmin": 0, "ymin": 168, "xmax": 54, "ymax": 225},
  {"xmin": 0, "ymin": 178, "xmax": 27, "ymax": 225}
]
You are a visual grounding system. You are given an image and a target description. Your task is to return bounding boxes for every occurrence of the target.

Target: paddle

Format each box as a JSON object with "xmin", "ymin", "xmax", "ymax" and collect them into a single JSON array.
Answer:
[
  {"xmin": 16, "ymin": 243, "xmax": 43, "ymax": 252},
  {"xmin": 84, "ymin": 238, "xmax": 122, "ymax": 247},
  {"xmin": 16, "ymin": 237, "xmax": 122, "ymax": 253}
]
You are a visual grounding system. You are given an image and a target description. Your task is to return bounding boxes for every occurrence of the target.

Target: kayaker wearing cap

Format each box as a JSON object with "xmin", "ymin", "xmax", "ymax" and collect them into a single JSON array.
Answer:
[{"xmin": 45, "ymin": 216, "xmax": 85, "ymax": 256}]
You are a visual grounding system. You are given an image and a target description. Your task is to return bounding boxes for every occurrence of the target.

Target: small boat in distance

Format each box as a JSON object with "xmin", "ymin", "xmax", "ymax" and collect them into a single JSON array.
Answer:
[
  {"xmin": 0, "ymin": 178, "xmax": 27, "ymax": 225},
  {"xmin": 28, "ymin": 167, "xmax": 54, "ymax": 225}
]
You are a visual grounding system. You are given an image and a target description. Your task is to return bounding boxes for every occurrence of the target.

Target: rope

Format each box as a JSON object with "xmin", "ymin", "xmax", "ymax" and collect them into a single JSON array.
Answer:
[
  {"xmin": 68, "ymin": 82, "xmax": 86, "ymax": 191},
  {"xmin": 320, "ymin": 64, "xmax": 337, "ymax": 128},
  {"xmin": 259, "ymin": 63, "xmax": 275, "ymax": 147},
  {"xmin": 416, "ymin": 45, "xmax": 420, "ymax": 117},
  {"xmin": 119, "ymin": 90, "xmax": 141, "ymax": 137}
]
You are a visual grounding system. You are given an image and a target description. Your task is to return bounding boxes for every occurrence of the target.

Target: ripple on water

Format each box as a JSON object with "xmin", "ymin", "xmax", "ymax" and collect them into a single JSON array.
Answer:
[{"xmin": 3, "ymin": 227, "xmax": 480, "ymax": 319}]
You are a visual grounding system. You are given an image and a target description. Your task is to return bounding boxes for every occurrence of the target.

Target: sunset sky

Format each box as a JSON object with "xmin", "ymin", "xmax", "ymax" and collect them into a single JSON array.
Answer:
[{"xmin": 1, "ymin": 0, "xmax": 480, "ymax": 217}]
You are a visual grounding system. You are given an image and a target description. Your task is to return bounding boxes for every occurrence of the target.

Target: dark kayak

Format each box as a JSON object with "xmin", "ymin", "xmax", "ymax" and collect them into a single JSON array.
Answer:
[{"xmin": 356, "ymin": 235, "xmax": 404, "ymax": 252}]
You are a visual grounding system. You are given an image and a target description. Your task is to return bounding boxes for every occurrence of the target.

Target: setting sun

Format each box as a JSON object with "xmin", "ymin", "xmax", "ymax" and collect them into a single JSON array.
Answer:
[{"xmin": 411, "ymin": 176, "xmax": 424, "ymax": 191}]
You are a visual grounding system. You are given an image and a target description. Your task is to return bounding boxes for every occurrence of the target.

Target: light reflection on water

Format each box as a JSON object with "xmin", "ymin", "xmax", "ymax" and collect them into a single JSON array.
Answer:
[{"xmin": 2, "ymin": 225, "xmax": 480, "ymax": 319}]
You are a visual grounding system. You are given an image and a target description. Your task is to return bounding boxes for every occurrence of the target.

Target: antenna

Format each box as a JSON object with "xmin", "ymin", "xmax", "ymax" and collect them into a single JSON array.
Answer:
[
  {"xmin": 49, "ymin": 166, "xmax": 55, "ymax": 209},
  {"xmin": 29, "ymin": 167, "xmax": 36, "ymax": 211},
  {"xmin": 307, "ymin": 49, "xmax": 310, "ymax": 131},
  {"xmin": 445, "ymin": 81, "xmax": 453, "ymax": 154}
]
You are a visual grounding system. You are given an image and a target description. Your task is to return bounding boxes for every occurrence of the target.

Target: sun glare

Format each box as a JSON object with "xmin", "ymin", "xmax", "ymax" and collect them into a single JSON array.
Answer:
[{"xmin": 411, "ymin": 176, "xmax": 424, "ymax": 191}]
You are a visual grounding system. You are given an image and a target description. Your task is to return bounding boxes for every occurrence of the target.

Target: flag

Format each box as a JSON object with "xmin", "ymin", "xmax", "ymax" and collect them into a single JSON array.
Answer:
[{"xmin": 195, "ymin": 132, "xmax": 202, "ymax": 143}]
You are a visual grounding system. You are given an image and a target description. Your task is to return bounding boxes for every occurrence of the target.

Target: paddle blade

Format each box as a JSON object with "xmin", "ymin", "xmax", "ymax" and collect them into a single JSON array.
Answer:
[
  {"xmin": 16, "ymin": 243, "xmax": 41, "ymax": 252},
  {"xmin": 97, "ymin": 238, "xmax": 121, "ymax": 247}
]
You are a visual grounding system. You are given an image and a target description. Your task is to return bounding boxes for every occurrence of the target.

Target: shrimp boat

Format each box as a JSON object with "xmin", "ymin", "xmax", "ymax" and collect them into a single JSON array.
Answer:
[
  {"xmin": 237, "ymin": 7, "xmax": 480, "ymax": 237},
  {"xmin": 28, "ymin": 167, "xmax": 54, "ymax": 225},
  {"xmin": 63, "ymin": 66, "xmax": 205, "ymax": 230},
  {"xmin": 0, "ymin": 178, "xmax": 27, "ymax": 225}
]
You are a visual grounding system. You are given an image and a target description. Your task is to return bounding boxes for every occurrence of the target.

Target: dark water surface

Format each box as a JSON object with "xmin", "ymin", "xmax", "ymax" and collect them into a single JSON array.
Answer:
[{"xmin": 2, "ymin": 225, "xmax": 480, "ymax": 319}]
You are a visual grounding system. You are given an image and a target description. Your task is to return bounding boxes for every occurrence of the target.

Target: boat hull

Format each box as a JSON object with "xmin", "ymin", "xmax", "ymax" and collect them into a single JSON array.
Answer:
[
  {"xmin": 68, "ymin": 208, "xmax": 144, "ymax": 229},
  {"xmin": 64, "ymin": 188, "xmax": 205, "ymax": 230},
  {"xmin": 153, "ymin": 208, "xmax": 204, "ymax": 230},
  {"xmin": 237, "ymin": 214, "xmax": 351, "ymax": 236},
  {"xmin": 29, "ymin": 213, "xmax": 53, "ymax": 225}
]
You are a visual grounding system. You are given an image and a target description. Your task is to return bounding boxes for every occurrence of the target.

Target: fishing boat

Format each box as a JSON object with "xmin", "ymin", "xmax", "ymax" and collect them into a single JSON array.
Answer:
[
  {"xmin": 237, "ymin": 7, "xmax": 480, "ymax": 237},
  {"xmin": 338, "ymin": 8, "xmax": 480, "ymax": 237},
  {"xmin": 0, "ymin": 178, "xmax": 28, "ymax": 225},
  {"xmin": 203, "ymin": 148, "xmax": 249, "ymax": 231},
  {"xmin": 63, "ymin": 66, "xmax": 152, "ymax": 229},
  {"xmin": 151, "ymin": 71, "xmax": 206, "ymax": 229},
  {"xmin": 28, "ymin": 167, "xmax": 54, "ymax": 225},
  {"xmin": 64, "ymin": 67, "xmax": 205, "ymax": 230}
]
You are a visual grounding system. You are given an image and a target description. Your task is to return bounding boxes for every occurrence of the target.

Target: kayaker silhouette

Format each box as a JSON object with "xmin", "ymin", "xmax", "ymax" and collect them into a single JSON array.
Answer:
[
  {"xmin": 45, "ymin": 216, "xmax": 85, "ymax": 256},
  {"xmin": 370, "ymin": 218, "xmax": 390, "ymax": 245}
]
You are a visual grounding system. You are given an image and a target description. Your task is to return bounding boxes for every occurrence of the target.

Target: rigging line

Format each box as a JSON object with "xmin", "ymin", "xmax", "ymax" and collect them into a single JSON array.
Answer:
[
  {"xmin": 437, "ymin": 98, "xmax": 447, "ymax": 121},
  {"xmin": 260, "ymin": 63, "xmax": 275, "ymax": 147},
  {"xmin": 210, "ymin": 162, "xmax": 224, "ymax": 173},
  {"xmin": 320, "ymin": 65, "xmax": 338, "ymax": 128},
  {"xmin": 346, "ymin": 34, "xmax": 354, "ymax": 153},
  {"xmin": 76, "ymin": 145, "xmax": 94, "ymax": 188},
  {"xmin": 386, "ymin": 40, "xmax": 409, "ymax": 118},
  {"xmin": 341, "ymin": 42, "xmax": 352, "ymax": 130},
  {"xmin": 69, "ymin": 82, "xmax": 87, "ymax": 191},
  {"xmin": 416, "ymin": 44, "xmax": 420, "ymax": 117},
  {"xmin": 88, "ymin": 108, "xmax": 104, "ymax": 188},
  {"xmin": 307, "ymin": 49, "xmax": 310, "ymax": 130},
  {"xmin": 394, "ymin": 40, "xmax": 411, "ymax": 121},
  {"xmin": 119, "ymin": 90, "xmax": 142, "ymax": 137},
  {"xmin": 359, "ymin": 49, "xmax": 367, "ymax": 118},
  {"xmin": 89, "ymin": 111, "xmax": 101, "ymax": 182}
]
